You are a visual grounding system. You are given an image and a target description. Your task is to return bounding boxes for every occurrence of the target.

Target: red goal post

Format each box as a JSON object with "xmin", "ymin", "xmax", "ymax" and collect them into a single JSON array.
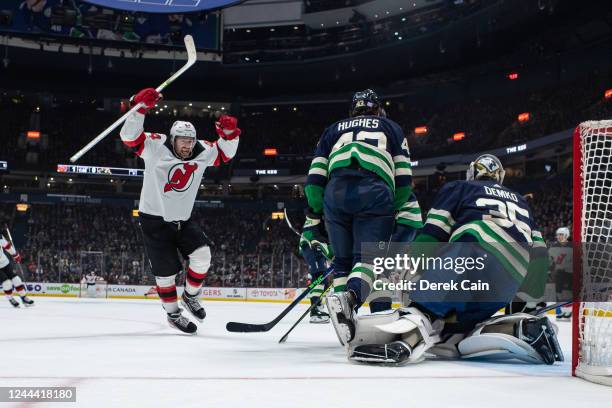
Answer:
[{"xmin": 572, "ymin": 120, "xmax": 612, "ymax": 386}]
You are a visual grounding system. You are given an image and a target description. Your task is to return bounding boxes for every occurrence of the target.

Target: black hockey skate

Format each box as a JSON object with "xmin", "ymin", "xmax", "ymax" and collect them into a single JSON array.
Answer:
[
  {"xmin": 516, "ymin": 316, "xmax": 564, "ymax": 364},
  {"xmin": 310, "ymin": 299, "xmax": 330, "ymax": 324},
  {"xmin": 350, "ymin": 341, "xmax": 412, "ymax": 365},
  {"xmin": 556, "ymin": 311, "xmax": 572, "ymax": 321},
  {"xmin": 20, "ymin": 296, "xmax": 34, "ymax": 307},
  {"xmin": 327, "ymin": 291, "xmax": 357, "ymax": 345},
  {"xmin": 8, "ymin": 297, "xmax": 20, "ymax": 308},
  {"xmin": 181, "ymin": 291, "xmax": 206, "ymax": 322},
  {"xmin": 167, "ymin": 311, "xmax": 197, "ymax": 334}
]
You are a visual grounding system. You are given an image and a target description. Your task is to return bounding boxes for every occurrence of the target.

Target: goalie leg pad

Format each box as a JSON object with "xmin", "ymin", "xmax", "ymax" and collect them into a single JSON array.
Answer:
[
  {"xmin": 458, "ymin": 313, "xmax": 564, "ymax": 365},
  {"xmin": 348, "ymin": 307, "xmax": 442, "ymax": 365}
]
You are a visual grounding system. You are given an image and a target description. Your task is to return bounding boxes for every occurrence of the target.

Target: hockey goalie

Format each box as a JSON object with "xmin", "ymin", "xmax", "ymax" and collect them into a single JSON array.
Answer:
[{"xmin": 329, "ymin": 154, "xmax": 564, "ymax": 366}]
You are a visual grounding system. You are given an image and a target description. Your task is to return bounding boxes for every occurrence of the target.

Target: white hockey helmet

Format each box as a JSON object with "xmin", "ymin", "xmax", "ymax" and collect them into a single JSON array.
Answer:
[
  {"xmin": 466, "ymin": 154, "xmax": 506, "ymax": 184},
  {"xmin": 170, "ymin": 120, "xmax": 197, "ymax": 141},
  {"xmin": 556, "ymin": 227, "xmax": 570, "ymax": 241}
]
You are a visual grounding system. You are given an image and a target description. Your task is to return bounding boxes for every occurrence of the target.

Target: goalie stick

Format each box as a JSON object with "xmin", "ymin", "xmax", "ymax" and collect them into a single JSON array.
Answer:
[
  {"xmin": 226, "ymin": 266, "xmax": 334, "ymax": 333},
  {"xmin": 69, "ymin": 35, "xmax": 197, "ymax": 163},
  {"xmin": 278, "ymin": 282, "xmax": 332, "ymax": 343}
]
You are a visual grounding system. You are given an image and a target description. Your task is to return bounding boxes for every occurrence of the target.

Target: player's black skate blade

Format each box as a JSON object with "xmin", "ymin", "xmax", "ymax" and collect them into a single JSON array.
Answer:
[
  {"xmin": 180, "ymin": 292, "xmax": 206, "ymax": 322},
  {"xmin": 8, "ymin": 298, "xmax": 20, "ymax": 308},
  {"xmin": 310, "ymin": 302, "xmax": 330, "ymax": 324},
  {"xmin": 167, "ymin": 312, "xmax": 197, "ymax": 334},
  {"xmin": 350, "ymin": 341, "xmax": 412, "ymax": 365},
  {"xmin": 20, "ymin": 296, "xmax": 34, "ymax": 307}
]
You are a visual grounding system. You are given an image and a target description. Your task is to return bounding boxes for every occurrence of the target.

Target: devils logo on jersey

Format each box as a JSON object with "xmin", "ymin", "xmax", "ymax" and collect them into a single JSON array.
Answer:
[{"xmin": 164, "ymin": 162, "xmax": 198, "ymax": 193}]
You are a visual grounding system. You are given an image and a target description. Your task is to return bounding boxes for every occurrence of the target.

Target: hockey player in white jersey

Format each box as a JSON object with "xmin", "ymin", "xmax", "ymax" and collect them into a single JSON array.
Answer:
[
  {"xmin": 120, "ymin": 88, "xmax": 240, "ymax": 334},
  {"xmin": 0, "ymin": 235, "xmax": 34, "ymax": 308},
  {"xmin": 82, "ymin": 271, "xmax": 101, "ymax": 297},
  {"xmin": 550, "ymin": 227, "xmax": 572, "ymax": 320}
]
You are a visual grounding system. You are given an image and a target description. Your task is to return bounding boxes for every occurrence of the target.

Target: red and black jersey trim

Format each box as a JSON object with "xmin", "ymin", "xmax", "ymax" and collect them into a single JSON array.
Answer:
[
  {"xmin": 123, "ymin": 132, "xmax": 146, "ymax": 156},
  {"xmin": 213, "ymin": 142, "xmax": 231, "ymax": 166}
]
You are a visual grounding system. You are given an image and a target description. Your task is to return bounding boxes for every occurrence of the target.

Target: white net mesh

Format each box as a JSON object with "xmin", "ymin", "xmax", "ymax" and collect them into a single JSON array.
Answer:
[{"xmin": 576, "ymin": 120, "xmax": 612, "ymax": 385}]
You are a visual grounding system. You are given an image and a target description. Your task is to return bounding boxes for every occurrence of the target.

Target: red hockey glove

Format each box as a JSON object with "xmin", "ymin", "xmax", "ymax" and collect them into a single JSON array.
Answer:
[
  {"xmin": 130, "ymin": 88, "xmax": 162, "ymax": 114},
  {"xmin": 13, "ymin": 253, "xmax": 22, "ymax": 264},
  {"xmin": 215, "ymin": 115, "xmax": 241, "ymax": 140}
]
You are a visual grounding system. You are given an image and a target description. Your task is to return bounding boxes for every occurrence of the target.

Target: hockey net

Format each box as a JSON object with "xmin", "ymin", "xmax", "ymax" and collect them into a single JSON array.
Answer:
[
  {"xmin": 79, "ymin": 279, "xmax": 108, "ymax": 298},
  {"xmin": 572, "ymin": 120, "xmax": 612, "ymax": 386}
]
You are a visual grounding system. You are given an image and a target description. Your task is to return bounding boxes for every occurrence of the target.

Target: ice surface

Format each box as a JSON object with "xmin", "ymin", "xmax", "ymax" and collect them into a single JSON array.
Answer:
[{"xmin": 1, "ymin": 298, "xmax": 609, "ymax": 408}]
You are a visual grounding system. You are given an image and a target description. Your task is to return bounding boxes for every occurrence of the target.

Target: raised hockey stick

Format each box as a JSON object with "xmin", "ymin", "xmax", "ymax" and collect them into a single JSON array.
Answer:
[
  {"xmin": 283, "ymin": 208, "xmax": 302, "ymax": 237},
  {"xmin": 69, "ymin": 35, "xmax": 197, "ymax": 163},
  {"xmin": 278, "ymin": 281, "xmax": 332, "ymax": 343},
  {"xmin": 226, "ymin": 266, "xmax": 334, "ymax": 333}
]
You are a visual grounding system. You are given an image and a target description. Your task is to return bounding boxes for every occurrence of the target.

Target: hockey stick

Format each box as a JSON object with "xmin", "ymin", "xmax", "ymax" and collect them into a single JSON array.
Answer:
[
  {"xmin": 534, "ymin": 301, "xmax": 572, "ymax": 316},
  {"xmin": 278, "ymin": 281, "xmax": 332, "ymax": 343},
  {"xmin": 283, "ymin": 208, "xmax": 302, "ymax": 237},
  {"xmin": 226, "ymin": 266, "xmax": 334, "ymax": 333},
  {"xmin": 69, "ymin": 35, "xmax": 197, "ymax": 163}
]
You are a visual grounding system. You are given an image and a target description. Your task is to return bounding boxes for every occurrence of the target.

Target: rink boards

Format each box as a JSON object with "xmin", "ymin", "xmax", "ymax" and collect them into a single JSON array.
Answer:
[{"xmin": 23, "ymin": 282, "xmax": 313, "ymax": 303}]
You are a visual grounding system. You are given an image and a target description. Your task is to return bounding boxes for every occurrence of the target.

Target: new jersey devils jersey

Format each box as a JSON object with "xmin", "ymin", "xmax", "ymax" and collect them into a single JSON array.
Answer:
[
  {"xmin": 0, "ymin": 236, "xmax": 16, "ymax": 269},
  {"xmin": 120, "ymin": 112, "xmax": 239, "ymax": 222}
]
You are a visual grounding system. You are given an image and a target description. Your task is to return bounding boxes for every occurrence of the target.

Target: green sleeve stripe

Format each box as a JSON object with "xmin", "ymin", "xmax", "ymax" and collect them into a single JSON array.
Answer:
[
  {"xmin": 305, "ymin": 184, "xmax": 325, "ymax": 214},
  {"xmin": 309, "ymin": 162, "xmax": 328, "ymax": 170},
  {"xmin": 428, "ymin": 213, "xmax": 453, "ymax": 228}
]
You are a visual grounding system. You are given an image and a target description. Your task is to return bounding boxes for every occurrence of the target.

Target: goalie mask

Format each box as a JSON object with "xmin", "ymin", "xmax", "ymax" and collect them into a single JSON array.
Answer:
[
  {"xmin": 170, "ymin": 120, "xmax": 197, "ymax": 159},
  {"xmin": 466, "ymin": 154, "xmax": 505, "ymax": 184}
]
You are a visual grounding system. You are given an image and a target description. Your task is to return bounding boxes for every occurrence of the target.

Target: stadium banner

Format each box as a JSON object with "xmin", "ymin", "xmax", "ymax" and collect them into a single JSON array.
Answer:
[
  {"xmin": 82, "ymin": 0, "xmax": 243, "ymax": 13},
  {"xmin": 246, "ymin": 288, "xmax": 304, "ymax": 302},
  {"xmin": 24, "ymin": 282, "xmax": 80, "ymax": 297}
]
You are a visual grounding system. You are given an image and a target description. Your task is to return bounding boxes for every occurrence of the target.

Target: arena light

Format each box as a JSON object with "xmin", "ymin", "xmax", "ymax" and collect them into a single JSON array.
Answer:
[
  {"xmin": 132, "ymin": 209, "xmax": 139, "ymax": 217},
  {"xmin": 16, "ymin": 203, "xmax": 29, "ymax": 212},
  {"xmin": 453, "ymin": 132, "xmax": 466, "ymax": 141},
  {"xmin": 264, "ymin": 148, "xmax": 278, "ymax": 156},
  {"xmin": 518, "ymin": 112, "xmax": 531, "ymax": 123},
  {"xmin": 27, "ymin": 130, "xmax": 41, "ymax": 139},
  {"xmin": 271, "ymin": 212, "xmax": 285, "ymax": 220},
  {"xmin": 605, "ymin": 89, "xmax": 612, "ymax": 100},
  {"xmin": 507, "ymin": 72, "xmax": 519, "ymax": 80},
  {"xmin": 414, "ymin": 126, "xmax": 428, "ymax": 135}
]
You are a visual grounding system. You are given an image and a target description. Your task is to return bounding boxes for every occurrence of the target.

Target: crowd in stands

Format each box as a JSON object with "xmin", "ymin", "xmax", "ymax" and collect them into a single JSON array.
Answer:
[
  {"xmin": 224, "ymin": 0, "xmax": 483, "ymax": 63},
  {"xmin": 1, "ymin": 202, "xmax": 308, "ymax": 288},
  {"xmin": 0, "ymin": 172, "xmax": 573, "ymax": 287},
  {"xmin": 1, "ymin": 72, "xmax": 610, "ymax": 172}
]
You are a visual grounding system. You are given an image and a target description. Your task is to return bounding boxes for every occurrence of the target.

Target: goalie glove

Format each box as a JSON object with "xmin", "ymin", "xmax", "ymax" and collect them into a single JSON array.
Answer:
[{"xmin": 301, "ymin": 210, "xmax": 333, "ymax": 260}]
